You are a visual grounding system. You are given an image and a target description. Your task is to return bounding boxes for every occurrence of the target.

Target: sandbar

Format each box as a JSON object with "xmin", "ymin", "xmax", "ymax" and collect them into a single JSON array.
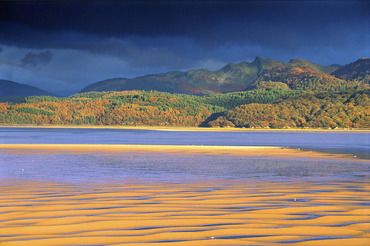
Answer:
[{"xmin": 0, "ymin": 143, "xmax": 363, "ymax": 161}]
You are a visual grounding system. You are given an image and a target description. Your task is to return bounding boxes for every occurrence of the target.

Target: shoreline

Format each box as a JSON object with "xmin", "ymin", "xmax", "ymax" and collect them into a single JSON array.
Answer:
[
  {"xmin": 0, "ymin": 143, "xmax": 364, "ymax": 161},
  {"xmin": 0, "ymin": 124, "xmax": 369, "ymax": 133}
]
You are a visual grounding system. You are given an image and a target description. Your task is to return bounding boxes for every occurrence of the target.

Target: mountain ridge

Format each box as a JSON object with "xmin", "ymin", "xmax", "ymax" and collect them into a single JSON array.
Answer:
[
  {"xmin": 81, "ymin": 57, "xmax": 368, "ymax": 95},
  {"xmin": 0, "ymin": 80, "xmax": 56, "ymax": 98}
]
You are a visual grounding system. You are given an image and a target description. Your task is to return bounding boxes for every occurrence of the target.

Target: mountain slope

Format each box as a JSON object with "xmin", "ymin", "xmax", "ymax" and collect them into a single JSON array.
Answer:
[
  {"xmin": 289, "ymin": 58, "xmax": 333, "ymax": 73},
  {"xmin": 331, "ymin": 58, "xmax": 370, "ymax": 84},
  {"xmin": 326, "ymin": 64, "xmax": 343, "ymax": 74},
  {"xmin": 0, "ymin": 80, "xmax": 55, "ymax": 97},
  {"xmin": 81, "ymin": 57, "xmax": 287, "ymax": 95},
  {"xmin": 253, "ymin": 64, "xmax": 354, "ymax": 91}
]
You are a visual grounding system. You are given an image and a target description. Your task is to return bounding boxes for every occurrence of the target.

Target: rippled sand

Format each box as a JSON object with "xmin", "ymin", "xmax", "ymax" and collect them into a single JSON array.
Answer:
[{"xmin": 0, "ymin": 180, "xmax": 369, "ymax": 246}]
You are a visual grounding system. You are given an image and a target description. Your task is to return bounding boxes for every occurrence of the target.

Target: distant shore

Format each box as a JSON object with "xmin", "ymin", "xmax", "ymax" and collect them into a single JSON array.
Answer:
[
  {"xmin": 0, "ymin": 124, "xmax": 369, "ymax": 132},
  {"xmin": 0, "ymin": 144, "xmax": 364, "ymax": 161}
]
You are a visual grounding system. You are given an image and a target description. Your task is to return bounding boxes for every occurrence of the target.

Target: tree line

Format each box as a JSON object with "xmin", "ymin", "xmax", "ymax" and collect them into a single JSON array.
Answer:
[{"xmin": 0, "ymin": 88, "xmax": 368, "ymax": 128}]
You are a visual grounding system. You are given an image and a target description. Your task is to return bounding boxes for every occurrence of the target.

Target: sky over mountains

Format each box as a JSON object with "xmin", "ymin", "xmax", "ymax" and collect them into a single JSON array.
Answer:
[{"xmin": 0, "ymin": 1, "xmax": 369, "ymax": 95}]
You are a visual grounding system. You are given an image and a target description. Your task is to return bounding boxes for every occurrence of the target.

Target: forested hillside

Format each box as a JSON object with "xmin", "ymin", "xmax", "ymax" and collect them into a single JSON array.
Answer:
[
  {"xmin": 209, "ymin": 90, "xmax": 370, "ymax": 128},
  {"xmin": 252, "ymin": 65, "xmax": 362, "ymax": 91},
  {"xmin": 194, "ymin": 88, "xmax": 304, "ymax": 110},
  {"xmin": 332, "ymin": 58, "xmax": 370, "ymax": 84},
  {"xmin": 0, "ymin": 91, "xmax": 221, "ymax": 127},
  {"xmin": 0, "ymin": 89, "xmax": 369, "ymax": 129}
]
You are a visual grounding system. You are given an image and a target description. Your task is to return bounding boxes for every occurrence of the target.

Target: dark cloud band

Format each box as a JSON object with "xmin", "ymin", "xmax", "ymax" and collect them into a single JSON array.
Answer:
[{"xmin": 21, "ymin": 50, "xmax": 53, "ymax": 67}]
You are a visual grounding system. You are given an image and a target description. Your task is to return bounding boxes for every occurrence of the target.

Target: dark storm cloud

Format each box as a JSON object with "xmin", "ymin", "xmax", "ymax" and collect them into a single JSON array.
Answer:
[
  {"xmin": 0, "ymin": 1, "xmax": 369, "ymax": 95},
  {"xmin": 1, "ymin": 1, "xmax": 369, "ymax": 50},
  {"xmin": 0, "ymin": 1, "xmax": 254, "ymax": 39},
  {"xmin": 21, "ymin": 50, "xmax": 53, "ymax": 67}
]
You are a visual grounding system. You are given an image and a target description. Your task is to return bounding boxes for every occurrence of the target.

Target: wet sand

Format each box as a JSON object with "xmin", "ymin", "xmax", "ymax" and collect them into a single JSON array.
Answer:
[
  {"xmin": 0, "ymin": 180, "xmax": 369, "ymax": 246},
  {"xmin": 0, "ymin": 144, "xmax": 363, "ymax": 161}
]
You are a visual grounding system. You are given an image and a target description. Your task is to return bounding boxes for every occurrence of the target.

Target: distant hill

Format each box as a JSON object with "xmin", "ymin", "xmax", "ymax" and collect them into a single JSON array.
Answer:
[
  {"xmin": 80, "ymin": 57, "xmax": 356, "ymax": 95},
  {"xmin": 0, "ymin": 80, "xmax": 55, "ymax": 98},
  {"xmin": 331, "ymin": 58, "xmax": 370, "ymax": 84}
]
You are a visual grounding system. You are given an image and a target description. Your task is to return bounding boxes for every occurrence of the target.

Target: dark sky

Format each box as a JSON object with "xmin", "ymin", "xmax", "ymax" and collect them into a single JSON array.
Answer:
[{"xmin": 0, "ymin": 1, "xmax": 369, "ymax": 95}]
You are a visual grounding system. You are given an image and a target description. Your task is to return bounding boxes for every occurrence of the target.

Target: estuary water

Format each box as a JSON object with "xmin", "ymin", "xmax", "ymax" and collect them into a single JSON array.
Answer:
[
  {"xmin": 0, "ymin": 127, "xmax": 369, "ymax": 183},
  {"xmin": 1, "ymin": 127, "xmax": 369, "ymax": 156}
]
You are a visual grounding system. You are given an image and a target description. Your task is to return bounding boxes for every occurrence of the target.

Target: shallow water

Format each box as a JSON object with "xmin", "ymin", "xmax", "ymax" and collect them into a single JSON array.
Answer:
[
  {"xmin": 0, "ymin": 151, "xmax": 369, "ymax": 184},
  {"xmin": 1, "ymin": 127, "xmax": 369, "ymax": 158}
]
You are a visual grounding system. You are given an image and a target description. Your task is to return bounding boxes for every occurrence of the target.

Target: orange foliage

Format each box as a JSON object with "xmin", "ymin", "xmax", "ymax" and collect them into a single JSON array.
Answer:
[
  {"xmin": 103, "ymin": 91, "xmax": 141, "ymax": 98},
  {"xmin": 0, "ymin": 103, "xmax": 9, "ymax": 113}
]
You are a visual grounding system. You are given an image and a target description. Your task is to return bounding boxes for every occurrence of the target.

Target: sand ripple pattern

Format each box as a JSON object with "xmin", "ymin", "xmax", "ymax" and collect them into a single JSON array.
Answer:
[{"xmin": 0, "ymin": 181, "xmax": 369, "ymax": 245}]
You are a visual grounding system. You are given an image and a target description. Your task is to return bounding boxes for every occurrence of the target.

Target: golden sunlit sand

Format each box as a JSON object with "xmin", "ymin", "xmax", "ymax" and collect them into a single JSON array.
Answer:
[{"xmin": 0, "ymin": 181, "xmax": 369, "ymax": 245}]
